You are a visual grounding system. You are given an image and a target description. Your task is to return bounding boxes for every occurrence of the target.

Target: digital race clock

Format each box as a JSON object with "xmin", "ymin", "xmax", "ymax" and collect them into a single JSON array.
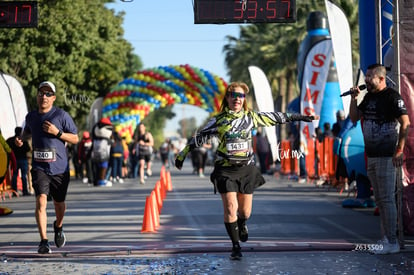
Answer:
[
  {"xmin": 0, "ymin": 1, "xmax": 38, "ymax": 28},
  {"xmin": 194, "ymin": 0, "xmax": 296, "ymax": 24}
]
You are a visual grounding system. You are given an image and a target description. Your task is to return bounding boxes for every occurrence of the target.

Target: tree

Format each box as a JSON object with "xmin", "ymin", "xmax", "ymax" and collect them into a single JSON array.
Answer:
[
  {"xmin": 178, "ymin": 117, "xmax": 198, "ymax": 140},
  {"xmin": 0, "ymin": 0, "xmax": 141, "ymax": 129}
]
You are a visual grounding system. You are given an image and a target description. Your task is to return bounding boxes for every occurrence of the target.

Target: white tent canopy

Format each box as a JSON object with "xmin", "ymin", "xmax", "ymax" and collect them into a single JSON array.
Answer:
[{"xmin": 0, "ymin": 73, "xmax": 28, "ymax": 139}]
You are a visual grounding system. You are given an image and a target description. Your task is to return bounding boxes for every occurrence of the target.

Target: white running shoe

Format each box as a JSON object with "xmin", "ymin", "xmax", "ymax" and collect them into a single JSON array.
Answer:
[
  {"xmin": 298, "ymin": 178, "xmax": 306, "ymax": 184},
  {"xmin": 372, "ymin": 237, "xmax": 400, "ymax": 254}
]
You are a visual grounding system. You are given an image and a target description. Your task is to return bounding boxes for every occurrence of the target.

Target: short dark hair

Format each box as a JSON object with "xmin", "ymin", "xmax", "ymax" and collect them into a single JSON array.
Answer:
[
  {"xmin": 367, "ymin": 64, "xmax": 386, "ymax": 78},
  {"xmin": 14, "ymin": 127, "xmax": 22, "ymax": 136}
]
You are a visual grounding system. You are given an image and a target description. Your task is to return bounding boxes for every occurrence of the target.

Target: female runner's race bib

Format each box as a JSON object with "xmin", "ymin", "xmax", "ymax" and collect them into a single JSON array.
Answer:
[
  {"xmin": 226, "ymin": 140, "xmax": 249, "ymax": 154},
  {"xmin": 223, "ymin": 138, "xmax": 251, "ymax": 165}
]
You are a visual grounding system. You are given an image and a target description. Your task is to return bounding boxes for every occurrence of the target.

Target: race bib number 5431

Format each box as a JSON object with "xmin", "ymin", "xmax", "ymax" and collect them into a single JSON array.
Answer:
[{"xmin": 34, "ymin": 148, "xmax": 56, "ymax": 162}]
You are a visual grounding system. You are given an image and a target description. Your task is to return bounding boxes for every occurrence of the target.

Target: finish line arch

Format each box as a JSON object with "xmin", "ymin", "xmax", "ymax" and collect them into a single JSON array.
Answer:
[{"xmin": 101, "ymin": 64, "xmax": 227, "ymax": 142}]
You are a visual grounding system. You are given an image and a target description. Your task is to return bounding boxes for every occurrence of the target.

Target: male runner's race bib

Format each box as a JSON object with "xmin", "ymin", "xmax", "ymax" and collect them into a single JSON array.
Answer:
[{"xmin": 34, "ymin": 148, "xmax": 57, "ymax": 162}]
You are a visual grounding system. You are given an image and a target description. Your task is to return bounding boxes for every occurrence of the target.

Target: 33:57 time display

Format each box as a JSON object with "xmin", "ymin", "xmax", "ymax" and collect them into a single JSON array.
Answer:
[{"xmin": 194, "ymin": 0, "xmax": 296, "ymax": 24}]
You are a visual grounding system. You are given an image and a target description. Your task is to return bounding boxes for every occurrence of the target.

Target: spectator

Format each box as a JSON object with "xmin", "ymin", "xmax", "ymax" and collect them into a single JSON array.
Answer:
[
  {"xmin": 91, "ymin": 118, "xmax": 113, "ymax": 187},
  {"xmin": 332, "ymin": 110, "xmax": 346, "ymax": 137},
  {"xmin": 254, "ymin": 128, "xmax": 271, "ymax": 174},
  {"xmin": 332, "ymin": 111, "xmax": 351, "ymax": 189},
  {"xmin": 291, "ymin": 130, "xmax": 308, "ymax": 184},
  {"xmin": 129, "ymin": 138, "xmax": 139, "ymax": 178},
  {"xmin": 71, "ymin": 142, "xmax": 81, "ymax": 180},
  {"xmin": 1, "ymin": 128, "xmax": 16, "ymax": 195},
  {"xmin": 168, "ymin": 141, "xmax": 177, "ymax": 168},
  {"xmin": 26, "ymin": 139, "xmax": 33, "ymax": 193},
  {"xmin": 121, "ymin": 136, "xmax": 129, "ymax": 178},
  {"xmin": 109, "ymin": 131, "xmax": 124, "ymax": 184},
  {"xmin": 322, "ymin": 122, "xmax": 333, "ymax": 139},
  {"xmin": 77, "ymin": 131, "xmax": 93, "ymax": 184},
  {"xmin": 315, "ymin": 127, "xmax": 324, "ymax": 143},
  {"xmin": 7, "ymin": 127, "xmax": 31, "ymax": 196}
]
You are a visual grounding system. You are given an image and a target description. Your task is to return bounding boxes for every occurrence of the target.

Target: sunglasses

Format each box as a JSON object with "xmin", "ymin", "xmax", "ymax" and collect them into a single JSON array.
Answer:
[
  {"xmin": 38, "ymin": 91, "xmax": 55, "ymax": 97},
  {"xmin": 227, "ymin": 91, "xmax": 246, "ymax": 99}
]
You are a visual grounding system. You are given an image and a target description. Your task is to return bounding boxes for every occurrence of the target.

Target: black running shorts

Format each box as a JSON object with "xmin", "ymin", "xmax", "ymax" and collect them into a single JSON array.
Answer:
[
  {"xmin": 210, "ymin": 164, "xmax": 265, "ymax": 194},
  {"xmin": 138, "ymin": 153, "xmax": 151, "ymax": 162},
  {"xmin": 31, "ymin": 168, "xmax": 70, "ymax": 202}
]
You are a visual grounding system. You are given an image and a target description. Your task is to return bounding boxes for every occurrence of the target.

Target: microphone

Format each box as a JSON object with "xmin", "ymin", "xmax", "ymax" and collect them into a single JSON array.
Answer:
[{"xmin": 340, "ymin": 84, "xmax": 366, "ymax": 97}]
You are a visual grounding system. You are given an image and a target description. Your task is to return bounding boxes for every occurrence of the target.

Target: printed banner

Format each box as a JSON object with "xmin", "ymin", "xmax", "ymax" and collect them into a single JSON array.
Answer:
[
  {"xmin": 248, "ymin": 66, "xmax": 279, "ymax": 162},
  {"xmin": 299, "ymin": 39, "xmax": 332, "ymax": 140},
  {"xmin": 325, "ymin": 0, "xmax": 353, "ymax": 116}
]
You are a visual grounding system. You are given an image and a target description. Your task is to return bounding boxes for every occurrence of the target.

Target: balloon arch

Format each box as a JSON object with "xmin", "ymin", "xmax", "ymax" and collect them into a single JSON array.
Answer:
[{"xmin": 101, "ymin": 64, "xmax": 228, "ymax": 142}]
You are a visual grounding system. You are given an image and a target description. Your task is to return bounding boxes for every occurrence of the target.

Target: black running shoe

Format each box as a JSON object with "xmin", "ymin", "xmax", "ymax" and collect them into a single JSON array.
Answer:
[
  {"xmin": 230, "ymin": 243, "xmax": 243, "ymax": 260},
  {"xmin": 229, "ymin": 245, "xmax": 242, "ymax": 260},
  {"xmin": 54, "ymin": 221, "xmax": 66, "ymax": 248},
  {"xmin": 238, "ymin": 222, "xmax": 248, "ymax": 242},
  {"xmin": 38, "ymin": 239, "xmax": 52, "ymax": 254}
]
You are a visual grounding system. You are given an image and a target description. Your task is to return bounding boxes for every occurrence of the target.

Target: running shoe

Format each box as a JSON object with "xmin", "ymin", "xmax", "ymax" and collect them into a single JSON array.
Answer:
[
  {"xmin": 54, "ymin": 221, "xmax": 66, "ymax": 248},
  {"xmin": 372, "ymin": 237, "xmax": 400, "ymax": 254},
  {"xmin": 38, "ymin": 239, "xmax": 52, "ymax": 254},
  {"xmin": 238, "ymin": 220, "xmax": 248, "ymax": 242},
  {"xmin": 229, "ymin": 244, "xmax": 242, "ymax": 260}
]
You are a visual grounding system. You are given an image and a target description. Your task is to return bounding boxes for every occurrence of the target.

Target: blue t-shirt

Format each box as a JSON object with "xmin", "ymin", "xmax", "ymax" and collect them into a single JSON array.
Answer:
[{"xmin": 25, "ymin": 106, "xmax": 78, "ymax": 175}]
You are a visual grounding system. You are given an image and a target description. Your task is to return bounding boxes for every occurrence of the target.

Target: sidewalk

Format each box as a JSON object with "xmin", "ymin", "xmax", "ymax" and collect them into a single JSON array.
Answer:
[{"xmin": 1, "ymin": 161, "xmax": 413, "ymax": 274}]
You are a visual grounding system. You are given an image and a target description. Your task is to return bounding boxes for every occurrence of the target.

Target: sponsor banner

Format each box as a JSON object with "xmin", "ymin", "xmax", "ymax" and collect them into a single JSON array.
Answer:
[{"xmin": 299, "ymin": 40, "xmax": 332, "ymax": 140}]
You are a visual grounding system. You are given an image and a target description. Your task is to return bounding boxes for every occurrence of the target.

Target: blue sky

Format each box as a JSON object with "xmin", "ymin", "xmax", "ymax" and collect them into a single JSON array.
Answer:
[{"xmin": 107, "ymin": 1, "xmax": 241, "ymax": 135}]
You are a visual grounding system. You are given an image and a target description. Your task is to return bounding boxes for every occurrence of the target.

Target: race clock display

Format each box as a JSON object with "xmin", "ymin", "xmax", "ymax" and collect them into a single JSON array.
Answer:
[
  {"xmin": 194, "ymin": 0, "xmax": 296, "ymax": 24},
  {"xmin": 0, "ymin": 1, "xmax": 38, "ymax": 28}
]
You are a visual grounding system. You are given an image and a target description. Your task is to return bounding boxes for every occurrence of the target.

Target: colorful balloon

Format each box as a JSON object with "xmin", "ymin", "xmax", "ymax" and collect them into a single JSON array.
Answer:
[{"xmin": 101, "ymin": 64, "xmax": 227, "ymax": 141}]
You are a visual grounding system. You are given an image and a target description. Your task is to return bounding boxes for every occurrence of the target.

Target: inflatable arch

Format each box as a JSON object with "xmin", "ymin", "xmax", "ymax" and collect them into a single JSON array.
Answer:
[{"xmin": 101, "ymin": 64, "xmax": 228, "ymax": 142}]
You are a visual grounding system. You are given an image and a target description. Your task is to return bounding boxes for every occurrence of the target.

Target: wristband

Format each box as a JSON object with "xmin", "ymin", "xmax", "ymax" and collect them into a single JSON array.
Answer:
[
  {"xmin": 56, "ymin": 130, "xmax": 63, "ymax": 138},
  {"xmin": 396, "ymin": 149, "xmax": 403, "ymax": 154}
]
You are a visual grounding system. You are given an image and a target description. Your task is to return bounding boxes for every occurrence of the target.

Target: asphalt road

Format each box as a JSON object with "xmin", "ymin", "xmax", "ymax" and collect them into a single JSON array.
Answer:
[{"xmin": 1, "ymin": 160, "xmax": 413, "ymax": 274}]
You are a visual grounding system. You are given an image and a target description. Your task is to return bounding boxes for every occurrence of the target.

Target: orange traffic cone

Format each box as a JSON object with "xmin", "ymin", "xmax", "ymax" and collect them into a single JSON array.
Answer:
[
  {"xmin": 155, "ymin": 182, "xmax": 163, "ymax": 212},
  {"xmin": 159, "ymin": 179, "xmax": 167, "ymax": 200},
  {"xmin": 150, "ymin": 190, "xmax": 160, "ymax": 228},
  {"xmin": 160, "ymin": 167, "xmax": 167, "ymax": 187},
  {"xmin": 160, "ymin": 166, "xmax": 165, "ymax": 182},
  {"xmin": 166, "ymin": 170, "xmax": 172, "ymax": 191},
  {"xmin": 17, "ymin": 173, "xmax": 22, "ymax": 191},
  {"xmin": 159, "ymin": 179, "xmax": 166, "ymax": 201},
  {"xmin": 141, "ymin": 196, "xmax": 156, "ymax": 233}
]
